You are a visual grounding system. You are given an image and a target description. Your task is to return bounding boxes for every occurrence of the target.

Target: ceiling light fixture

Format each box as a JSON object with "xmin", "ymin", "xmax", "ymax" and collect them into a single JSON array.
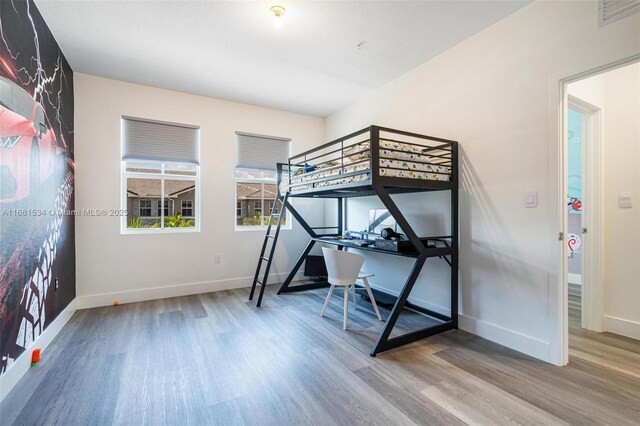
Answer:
[{"xmin": 270, "ymin": 5, "xmax": 286, "ymax": 29}]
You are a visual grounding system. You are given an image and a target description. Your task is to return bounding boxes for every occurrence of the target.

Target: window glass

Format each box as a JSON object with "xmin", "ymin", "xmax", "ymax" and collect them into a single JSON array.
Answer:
[
  {"xmin": 235, "ymin": 180, "xmax": 286, "ymax": 228},
  {"xmin": 165, "ymin": 179, "xmax": 196, "ymax": 228},
  {"xmin": 126, "ymin": 178, "xmax": 161, "ymax": 228}
]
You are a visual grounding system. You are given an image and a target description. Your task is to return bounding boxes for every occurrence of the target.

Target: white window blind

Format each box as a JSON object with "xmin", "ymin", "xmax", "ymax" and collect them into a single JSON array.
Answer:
[
  {"xmin": 599, "ymin": 0, "xmax": 640, "ymax": 26},
  {"xmin": 122, "ymin": 116, "xmax": 200, "ymax": 164},
  {"xmin": 235, "ymin": 131, "xmax": 291, "ymax": 171}
]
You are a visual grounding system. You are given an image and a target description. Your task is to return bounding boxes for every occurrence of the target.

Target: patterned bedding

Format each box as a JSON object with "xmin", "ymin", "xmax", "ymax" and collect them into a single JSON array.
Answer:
[{"xmin": 280, "ymin": 140, "xmax": 450, "ymax": 194}]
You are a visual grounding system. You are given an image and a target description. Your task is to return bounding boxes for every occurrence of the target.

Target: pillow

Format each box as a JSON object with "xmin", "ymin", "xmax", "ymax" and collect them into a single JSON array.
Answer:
[{"xmin": 343, "ymin": 141, "xmax": 370, "ymax": 162}]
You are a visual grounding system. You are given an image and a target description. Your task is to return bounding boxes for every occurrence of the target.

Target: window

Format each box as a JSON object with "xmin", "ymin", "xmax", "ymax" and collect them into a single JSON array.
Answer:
[
  {"xmin": 158, "ymin": 199, "xmax": 172, "ymax": 217},
  {"xmin": 235, "ymin": 132, "xmax": 290, "ymax": 230},
  {"xmin": 182, "ymin": 200, "xmax": 194, "ymax": 217},
  {"xmin": 121, "ymin": 117, "xmax": 200, "ymax": 232},
  {"xmin": 139, "ymin": 199, "xmax": 152, "ymax": 217}
]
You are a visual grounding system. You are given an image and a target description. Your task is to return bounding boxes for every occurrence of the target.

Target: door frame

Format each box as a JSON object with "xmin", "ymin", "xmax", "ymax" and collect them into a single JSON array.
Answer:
[
  {"xmin": 567, "ymin": 95, "xmax": 602, "ymax": 332},
  {"xmin": 554, "ymin": 55, "xmax": 640, "ymax": 365}
]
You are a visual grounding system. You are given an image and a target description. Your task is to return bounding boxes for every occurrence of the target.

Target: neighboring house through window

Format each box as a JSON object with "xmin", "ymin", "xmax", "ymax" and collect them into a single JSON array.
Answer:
[
  {"xmin": 121, "ymin": 116, "xmax": 200, "ymax": 232},
  {"xmin": 235, "ymin": 132, "xmax": 290, "ymax": 230}
]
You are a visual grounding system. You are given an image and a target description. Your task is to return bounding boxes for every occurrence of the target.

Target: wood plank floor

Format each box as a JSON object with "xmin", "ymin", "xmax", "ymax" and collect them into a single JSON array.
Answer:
[{"xmin": 1, "ymin": 285, "xmax": 639, "ymax": 425}]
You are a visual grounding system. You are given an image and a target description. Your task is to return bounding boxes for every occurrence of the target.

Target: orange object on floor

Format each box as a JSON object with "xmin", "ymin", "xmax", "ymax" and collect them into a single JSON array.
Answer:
[
  {"xmin": 31, "ymin": 348, "xmax": 41, "ymax": 366},
  {"xmin": 113, "ymin": 300, "xmax": 120, "ymax": 306}
]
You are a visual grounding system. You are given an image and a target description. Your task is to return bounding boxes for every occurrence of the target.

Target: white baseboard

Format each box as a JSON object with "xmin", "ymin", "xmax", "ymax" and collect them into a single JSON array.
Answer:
[
  {"xmin": 603, "ymin": 315, "xmax": 640, "ymax": 340},
  {"xmin": 458, "ymin": 314, "xmax": 551, "ymax": 363},
  {"xmin": 366, "ymin": 283, "xmax": 452, "ymax": 317},
  {"xmin": 366, "ymin": 284, "xmax": 550, "ymax": 362},
  {"xmin": 568, "ymin": 274, "xmax": 582, "ymax": 285},
  {"xmin": 77, "ymin": 272, "xmax": 303, "ymax": 309},
  {"xmin": 0, "ymin": 298, "xmax": 77, "ymax": 402}
]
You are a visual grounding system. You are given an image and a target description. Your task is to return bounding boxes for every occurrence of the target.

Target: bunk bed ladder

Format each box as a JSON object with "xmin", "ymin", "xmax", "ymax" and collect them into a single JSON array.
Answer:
[{"xmin": 249, "ymin": 191, "xmax": 289, "ymax": 307}]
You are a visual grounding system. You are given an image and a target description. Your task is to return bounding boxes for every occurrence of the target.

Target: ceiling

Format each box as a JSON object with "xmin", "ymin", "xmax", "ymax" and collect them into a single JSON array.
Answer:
[{"xmin": 35, "ymin": 0, "xmax": 531, "ymax": 117}]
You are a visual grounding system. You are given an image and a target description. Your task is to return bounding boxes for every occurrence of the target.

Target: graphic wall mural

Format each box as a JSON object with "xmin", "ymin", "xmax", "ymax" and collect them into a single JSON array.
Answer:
[{"xmin": 0, "ymin": 0, "xmax": 75, "ymax": 373}]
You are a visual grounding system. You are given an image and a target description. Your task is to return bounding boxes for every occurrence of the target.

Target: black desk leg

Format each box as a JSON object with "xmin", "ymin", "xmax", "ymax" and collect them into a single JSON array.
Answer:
[{"xmin": 370, "ymin": 254, "xmax": 427, "ymax": 356}]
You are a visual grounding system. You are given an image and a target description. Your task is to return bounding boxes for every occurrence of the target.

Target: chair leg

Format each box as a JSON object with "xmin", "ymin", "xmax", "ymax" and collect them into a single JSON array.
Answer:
[
  {"xmin": 321, "ymin": 285, "xmax": 335, "ymax": 317},
  {"xmin": 362, "ymin": 277, "xmax": 383, "ymax": 321},
  {"xmin": 352, "ymin": 284, "xmax": 357, "ymax": 307},
  {"xmin": 343, "ymin": 285, "xmax": 349, "ymax": 330}
]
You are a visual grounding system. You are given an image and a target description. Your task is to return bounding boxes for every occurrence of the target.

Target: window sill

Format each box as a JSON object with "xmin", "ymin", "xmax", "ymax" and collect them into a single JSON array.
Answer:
[
  {"xmin": 121, "ymin": 227, "xmax": 200, "ymax": 235},
  {"xmin": 235, "ymin": 226, "xmax": 292, "ymax": 232}
]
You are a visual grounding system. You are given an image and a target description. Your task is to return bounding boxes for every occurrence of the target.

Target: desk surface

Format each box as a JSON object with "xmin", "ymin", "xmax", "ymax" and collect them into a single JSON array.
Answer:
[{"xmin": 314, "ymin": 237, "xmax": 453, "ymax": 258}]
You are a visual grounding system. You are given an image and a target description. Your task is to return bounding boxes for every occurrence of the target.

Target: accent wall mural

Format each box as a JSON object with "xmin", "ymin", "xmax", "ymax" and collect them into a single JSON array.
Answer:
[{"xmin": 0, "ymin": 0, "xmax": 75, "ymax": 373}]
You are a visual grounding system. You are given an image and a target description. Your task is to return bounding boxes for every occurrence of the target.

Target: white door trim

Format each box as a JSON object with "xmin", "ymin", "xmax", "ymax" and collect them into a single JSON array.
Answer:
[
  {"xmin": 552, "ymin": 54, "xmax": 640, "ymax": 366},
  {"xmin": 567, "ymin": 95, "xmax": 603, "ymax": 332}
]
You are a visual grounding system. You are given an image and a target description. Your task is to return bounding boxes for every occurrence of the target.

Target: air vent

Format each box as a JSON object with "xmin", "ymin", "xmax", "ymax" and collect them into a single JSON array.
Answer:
[{"xmin": 599, "ymin": 0, "xmax": 640, "ymax": 26}]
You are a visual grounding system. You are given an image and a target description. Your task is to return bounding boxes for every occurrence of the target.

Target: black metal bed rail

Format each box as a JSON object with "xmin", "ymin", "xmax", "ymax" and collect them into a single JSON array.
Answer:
[
  {"xmin": 287, "ymin": 158, "xmax": 370, "ymax": 184},
  {"xmin": 289, "ymin": 127, "xmax": 371, "ymax": 162},
  {"xmin": 287, "ymin": 168, "xmax": 370, "ymax": 190},
  {"xmin": 284, "ymin": 126, "xmax": 456, "ymax": 193}
]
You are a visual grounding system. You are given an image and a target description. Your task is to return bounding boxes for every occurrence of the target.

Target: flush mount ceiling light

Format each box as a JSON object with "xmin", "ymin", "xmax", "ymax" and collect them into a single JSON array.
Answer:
[{"xmin": 270, "ymin": 5, "xmax": 286, "ymax": 29}]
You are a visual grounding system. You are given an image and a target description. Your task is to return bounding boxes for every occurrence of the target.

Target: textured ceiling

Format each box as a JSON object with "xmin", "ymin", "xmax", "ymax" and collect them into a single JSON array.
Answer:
[{"xmin": 35, "ymin": 0, "xmax": 531, "ymax": 117}]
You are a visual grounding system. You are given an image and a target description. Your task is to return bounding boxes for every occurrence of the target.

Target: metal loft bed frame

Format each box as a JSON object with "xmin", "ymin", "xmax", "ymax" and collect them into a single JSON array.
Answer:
[{"xmin": 249, "ymin": 125, "xmax": 459, "ymax": 357}]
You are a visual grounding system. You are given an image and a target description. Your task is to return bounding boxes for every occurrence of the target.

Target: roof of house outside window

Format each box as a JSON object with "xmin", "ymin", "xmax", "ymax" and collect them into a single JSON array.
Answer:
[
  {"xmin": 127, "ymin": 179, "xmax": 195, "ymax": 198},
  {"xmin": 236, "ymin": 182, "xmax": 276, "ymax": 200}
]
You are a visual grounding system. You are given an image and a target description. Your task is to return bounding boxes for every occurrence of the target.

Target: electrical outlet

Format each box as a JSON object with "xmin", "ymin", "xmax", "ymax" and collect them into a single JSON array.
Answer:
[
  {"xmin": 215, "ymin": 254, "xmax": 222, "ymax": 264},
  {"xmin": 54, "ymin": 278, "xmax": 59, "ymax": 291}
]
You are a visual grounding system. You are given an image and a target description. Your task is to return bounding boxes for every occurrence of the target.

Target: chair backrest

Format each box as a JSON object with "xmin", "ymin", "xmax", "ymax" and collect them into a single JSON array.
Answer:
[{"xmin": 322, "ymin": 247, "xmax": 365, "ymax": 286}]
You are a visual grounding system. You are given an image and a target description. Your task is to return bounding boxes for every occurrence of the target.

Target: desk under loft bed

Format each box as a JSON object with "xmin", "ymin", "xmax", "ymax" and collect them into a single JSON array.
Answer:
[{"xmin": 249, "ymin": 125, "xmax": 458, "ymax": 357}]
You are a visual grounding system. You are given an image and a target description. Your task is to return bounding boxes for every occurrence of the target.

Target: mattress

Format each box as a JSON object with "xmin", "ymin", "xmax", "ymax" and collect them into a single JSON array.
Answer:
[{"xmin": 280, "ymin": 140, "xmax": 450, "ymax": 194}]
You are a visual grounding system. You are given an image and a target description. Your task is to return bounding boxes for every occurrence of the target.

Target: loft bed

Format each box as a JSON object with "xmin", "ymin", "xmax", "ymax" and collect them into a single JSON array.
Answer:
[
  {"xmin": 279, "ymin": 126, "xmax": 455, "ymax": 198},
  {"xmin": 249, "ymin": 125, "xmax": 459, "ymax": 357}
]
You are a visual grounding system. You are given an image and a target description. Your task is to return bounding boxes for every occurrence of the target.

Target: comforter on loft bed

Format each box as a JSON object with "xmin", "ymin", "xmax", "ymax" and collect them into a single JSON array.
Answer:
[{"xmin": 279, "ymin": 140, "xmax": 450, "ymax": 194}]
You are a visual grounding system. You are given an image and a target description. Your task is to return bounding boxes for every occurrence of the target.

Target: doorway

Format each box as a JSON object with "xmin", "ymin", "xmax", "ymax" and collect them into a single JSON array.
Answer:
[
  {"xmin": 565, "ymin": 95, "xmax": 602, "ymax": 332},
  {"xmin": 561, "ymin": 59, "xmax": 640, "ymax": 365}
]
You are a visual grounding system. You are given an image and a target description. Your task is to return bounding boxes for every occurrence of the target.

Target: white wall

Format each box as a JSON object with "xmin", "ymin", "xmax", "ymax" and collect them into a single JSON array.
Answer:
[
  {"xmin": 569, "ymin": 63, "xmax": 640, "ymax": 339},
  {"xmin": 74, "ymin": 73, "xmax": 325, "ymax": 306},
  {"xmin": 326, "ymin": 0, "xmax": 640, "ymax": 363}
]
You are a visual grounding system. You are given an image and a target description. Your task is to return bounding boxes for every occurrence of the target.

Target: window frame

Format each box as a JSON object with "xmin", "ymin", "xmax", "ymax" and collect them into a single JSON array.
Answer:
[{"xmin": 121, "ymin": 160, "xmax": 200, "ymax": 234}]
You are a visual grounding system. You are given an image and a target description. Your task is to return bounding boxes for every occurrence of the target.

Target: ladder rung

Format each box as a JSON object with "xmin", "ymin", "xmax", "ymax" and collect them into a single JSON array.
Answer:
[
  {"xmin": 255, "ymin": 279, "xmax": 263, "ymax": 285},
  {"xmin": 271, "ymin": 213, "xmax": 281, "ymax": 217},
  {"xmin": 266, "ymin": 235, "xmax": 275, "ymax": 238},
  {"xmin": 261, "ymin": 256, "xmax": 269, "ymax": 262}
]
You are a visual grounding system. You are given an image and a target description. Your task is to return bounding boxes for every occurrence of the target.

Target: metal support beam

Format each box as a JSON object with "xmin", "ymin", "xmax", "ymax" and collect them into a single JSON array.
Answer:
[
  {"xmin": 277, "ymin": 238, "xmax": 316, "ymax": 295},
  {"xmin": 370, "ymin": 253, "xmax": 427, "ymax": 356}
]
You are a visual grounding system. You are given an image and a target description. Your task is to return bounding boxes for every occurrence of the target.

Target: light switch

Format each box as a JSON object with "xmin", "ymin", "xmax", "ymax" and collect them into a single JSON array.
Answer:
[
  {"xmin": 524, "ymin": 191, "xmax": 538, "ymax": 208},
  {"xmin": 619, "ymin": 193, "xmax": 633, "ymax": 209}
]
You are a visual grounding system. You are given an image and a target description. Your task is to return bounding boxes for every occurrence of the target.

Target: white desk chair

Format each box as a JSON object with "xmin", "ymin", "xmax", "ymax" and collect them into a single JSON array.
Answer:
[{"xmin": 321, "ymin": 248, "xmax": 383, "ymax": 330}]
